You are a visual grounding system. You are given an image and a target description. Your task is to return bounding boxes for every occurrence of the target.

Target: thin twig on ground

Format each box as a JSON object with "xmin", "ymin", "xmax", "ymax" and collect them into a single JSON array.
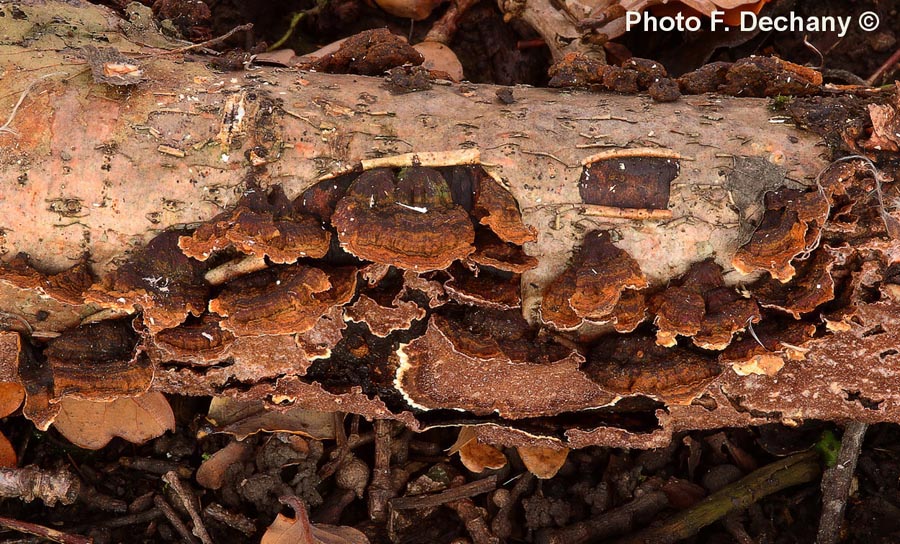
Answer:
[
  {"xmin": 817, "ymin": 421, "xmax": 868, "ymax": 544},
  {"xmin": 0, "ymin": 516, "xmax": 91, "ymax": 544},
  {"xmin": 162, "ymin": 471, "xmax": 213, "ymax": 544}
]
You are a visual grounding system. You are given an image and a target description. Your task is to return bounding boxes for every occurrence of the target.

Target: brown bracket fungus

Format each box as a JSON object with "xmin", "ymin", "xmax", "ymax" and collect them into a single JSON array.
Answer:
[
  {"xmin": 149, "ymin": 314, "xmax": 236, "ymax": 365},
  {"xmin": 178, "ymin": 185, "xmax": 331, "ymax": 264},
  {"xmin": 540, "ymin": 230, "xmax": 648, "ymax": 331},
  {"xmin": 652, "ymin": 260, "xmax": 760, "ymax": 350},
  {"xmin": 396, "ymin": 313, "xmax": 614, "ymax": 418},
  {"xmin": 0, "ymin": 254, "xmax": 93, "ymax": 307},
  {"xmin": 754, "ymin": 250, "xmax": 837, "ymax": 319},
  {"xmin": 732, "ymin": 187, "xmax": 830, "ymax": 283},
  {"xmin": 471, "ymin": 170, "xmax": 538, "ymax": 246},
  {"xmin": 85, "ymin": 231, "xmax": 209, "ymax": 334},
  {"xmin": 331, "ymin": 167, "xmax": 476, "ymax": 271},
  {"xmin": 344, "ymin": 294, "xmax": 426, "ymax": 338},
  {"xmin": 584, "ymin": 334, "xmax": 723, "ymax": 405},
  {"xmin": 444, "ymin": 263, "xmax": 522, "ymax": 311},
  {"xmin": 209, "ymin": 265, "xmax": 357, "ymax": 337}
]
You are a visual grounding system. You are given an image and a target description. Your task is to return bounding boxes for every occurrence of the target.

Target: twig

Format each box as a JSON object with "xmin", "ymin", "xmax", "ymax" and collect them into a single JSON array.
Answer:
[
  {"xmin": 150, "ymin": 24, "xmax": 254, "ymax": 57},
  {"xmin": 0, "ymin": 72, "xmax": 66, "ymax": 137},
  {"xmin": 390, "ymin": 475, "xmax": 497, "ymax": 510},
  {"xmin": 616, "ymin": 451, "xmax": 822, "ymax": 544},
  {"xmin": 203, "ymin": 503, "xmax": 256, "ymax": 536},
  {"xmin": 817, "ymin": 421, "xmax": 868, "ymax": 544},
  {"xmin": 0, "ymin": 516, "xmax": 91, "ymax": 544},
  {"xmin": 162, "ymin": 471, "xmax": 213, "ymax": 544},
  {"xmin": 866, "ymin": 47, "xmax": 900, "ymax": 86},
  {"xmin": 446, "ymin": 496, "xmax": 499, "ymax": 544},
  {"xmin": 154, "ymin": 494, "xmax": 199, "ymax": 544},
  {"xmin": 0, "ymin": 465, "xmax": 80, "ymax": 506},
  {"xmin": 492, "ymin": 472, "xmax": 534, "ymax": 539},
  {"xmin": 368, "ymin": 419, "xmax": 393, "ymax": 522},
  {"xmin": 536, "ymin": 487, "xmax": 670, "ymax": 544}
]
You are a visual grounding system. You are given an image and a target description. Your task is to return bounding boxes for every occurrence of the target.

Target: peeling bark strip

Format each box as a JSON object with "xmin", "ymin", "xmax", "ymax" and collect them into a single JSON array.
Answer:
[{"xmin": 2, "ymin": 1, "xmax": 900, "ymax": 449}]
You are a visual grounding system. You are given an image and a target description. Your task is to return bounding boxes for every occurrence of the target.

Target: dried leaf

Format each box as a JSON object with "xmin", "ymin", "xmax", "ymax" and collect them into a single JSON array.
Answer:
[
  {"xmin": 0, "ymin": 382, "xmax": 24, "ymax": 418},
  {"xmin": 206, "ymin": 397, "xmax": 336, "ymax": 441},
  {"xmin": 196, "ymin": 440, "xmax": 254, "ymax": 490},
  {"xmin": 52, "ymin": 392, "xmax": 175, "ymax": 450},
  {"xmin": 453, "ymin": 427, "xmax": 507, "ymax": 473},
  {"xmin": 517, "ymin": 445, "xmax": 569, "ymax": 479},
  {"xmin": 0, "ymin": 432, "xmax": 15, "ymax": 468},
  {"xmin": 262, "ymin": 496, "xmax": 369, "ymax": 544}
]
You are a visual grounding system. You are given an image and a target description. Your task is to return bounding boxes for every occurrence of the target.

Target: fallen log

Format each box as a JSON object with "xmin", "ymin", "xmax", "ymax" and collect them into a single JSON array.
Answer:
[{"xmin": 1, "ymin": 0, "xmax": 899, "ymax": 450}]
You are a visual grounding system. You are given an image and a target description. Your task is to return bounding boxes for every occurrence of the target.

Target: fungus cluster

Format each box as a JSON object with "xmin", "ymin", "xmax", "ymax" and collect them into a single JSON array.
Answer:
[{"xmin": 0, "ymin": 156, "xmax": 893, "ymax": 448}]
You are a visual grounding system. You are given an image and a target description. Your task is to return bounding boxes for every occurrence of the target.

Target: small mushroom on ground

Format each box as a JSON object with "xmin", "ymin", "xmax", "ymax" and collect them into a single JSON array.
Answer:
[{"xmin": 332, "ymin": 167, "xmax": 475, "ymax": 271}]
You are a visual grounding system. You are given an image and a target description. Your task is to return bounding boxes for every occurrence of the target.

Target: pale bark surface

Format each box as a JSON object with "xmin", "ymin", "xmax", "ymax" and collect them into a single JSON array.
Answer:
[{"xmin": 2, "ymin": 0, "xmax": 898, "ymax": 449}]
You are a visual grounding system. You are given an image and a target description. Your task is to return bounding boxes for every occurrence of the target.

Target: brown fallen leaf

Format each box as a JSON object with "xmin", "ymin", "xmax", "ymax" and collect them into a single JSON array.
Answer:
[
  {"xmin": 262, "ymin": 495, "xmax": 369, "ymax": 544},
  {"xmin": 0, "ymin": 382, "xmax": 25, "ymax": 467},
  {"xmin": 450, "ymin": 427, "xmax": 508, "ymax": 473},
  {"xmin": 52, "ymin": 392, "xmax": 175, "ymax": 450},
  {"xmin": 206, "ymin": 397, "xmax": 336, "ymax": 441},
  {"xmin": 517, "ymin": 445, "xmax": 569, "ymax": 479}
]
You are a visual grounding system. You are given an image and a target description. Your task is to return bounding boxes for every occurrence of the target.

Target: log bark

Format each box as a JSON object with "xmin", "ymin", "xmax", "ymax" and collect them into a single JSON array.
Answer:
[{"xmin": 1, "ymin": 0, "xmax": 898, "ymax": 449}]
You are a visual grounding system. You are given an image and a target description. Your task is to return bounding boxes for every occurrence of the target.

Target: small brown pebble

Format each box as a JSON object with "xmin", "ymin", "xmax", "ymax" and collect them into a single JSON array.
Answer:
[{"xmin": 649, "ymin": 77, "xmax": 681, "ymax": 102}]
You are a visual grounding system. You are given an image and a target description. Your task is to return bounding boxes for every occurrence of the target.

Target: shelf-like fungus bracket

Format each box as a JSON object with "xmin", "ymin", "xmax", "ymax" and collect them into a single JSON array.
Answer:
[
  {"xmin": 331, "ymin": 167, "xmax": 476, "ymax": 271},
  {"xmin": 754, "ymin": 250, "xmax": 837, "ymax": 319},
  {"xmin": 178, "ymin": 185, "xmax": 331, "ymax": 264},
  {"xmin": 85, "ymin": 231, "xmax": 209, "ymax": 334},
  {"xmin": 732, "ymin": 187, "xmax": 830, "ymax": 282},
  {"xmin": 344, "ymin": 293, "xmax": 426, "ymax": 338}
]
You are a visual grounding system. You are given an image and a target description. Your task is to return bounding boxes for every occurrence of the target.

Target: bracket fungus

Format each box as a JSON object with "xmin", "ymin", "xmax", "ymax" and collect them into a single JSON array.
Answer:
[
  {"xmin": 209, "ymin": 265, "xmax": 356, "ymax": 337},
  {"xmin": 178, "ymin": 185, "xmax": 330, "ymax": 264},
  {"xmin": 652, "ymin": 260, "xmax": 760, "ymax": 350},
  {"xmin": 332, "ymin": 167, "xmax": 476, "ymax": 271},
  {"xmin": 732, "ymin": 187, "xmax": 830, "ymax": 282},
  {"xmin": 540, "ymin": 230, "xmax": 648, "ymax": 331},
  {"xmin": 753, "ymin": 250, "xmax": 837, "ymax": 319},
  {"xmin": 344, "ymin": 294, "xmax": 426, "ymax": 338},
  {"xmin": 85, "ymin": 231, "xmax": 209, "ymax": 334},
  {"xmin": 150, "ymin": 314, "xmax": 236, "ymax": 365},
  {"xmin": 396, "ymin": 313, "xmax": 614, "ymax": 418}
]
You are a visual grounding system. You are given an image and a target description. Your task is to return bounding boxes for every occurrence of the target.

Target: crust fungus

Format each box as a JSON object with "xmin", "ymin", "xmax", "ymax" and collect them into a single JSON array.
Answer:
[
  {"xmin": 344, "ymin": 294, "xmax": 426, "ymax": 338},
  {"xmin": 540, "ymin": 231, "xmax": 648, "ymax": 331},
  {"xmin": 44, "ymin": 320, "xmax": 152, "ymax": 400},
  {"xmin": 579, "ymin": 149, "xmax": 680, "ymax": 212},
  {"xmin": 209, "ymin": 265, "xmax": 357, "ymax": 336},
  {"xmin": 85, "ymin": 231, "xmax": 209, "ymax": 334},
  {"xmin": 732, "ymin": 187, "xmax": 829, "ymax": 283},
  {"xmin": 396, "ymin": 314, "xmax": 614, "ymax": 418},
  {"xmin": 331, "ymin": 167, "xmax": 476, "ymax": 271},
  {"xmin": 652, "ymin": 260, "xmax": 759, "ymax": 350},
  {"xmin": 179, "ymin": 185, "xmax": 330, "ymax": 264},
  {"xmin": 584, "ymin": 334, "xmax": 722, "ymax": 404}
]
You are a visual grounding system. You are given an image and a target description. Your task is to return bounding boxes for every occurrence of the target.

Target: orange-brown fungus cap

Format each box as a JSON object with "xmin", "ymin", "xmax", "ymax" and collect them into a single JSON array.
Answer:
[
  {"xmin": 569, "ymin": 231, "xmax": 648, "ymax": 320},
  {"xmin": 467, "ymin": 230, "xmax": 538, "ymax": 273},
  {"xmin": 332, "ymin": 167, "xmax": 475, "ymax": 271},
  {"xmin": 344, "ymin": 293, "xmax": 426, "ymax": 338},
  {"xmin": 209, "ymin": 265, "xmax": 357, "ymax": 336},
  {"xmin": 44, "ymin": 320, "xmax": 152, "ymax": 401},
  {"xmin": 396, "ymin": 313, "xmax": 613, "ymax": 417},
  {"xmin": 85, "ymin": 231, "xmax": 209, "ymax": 333},
  {"xmin": 471, "ymin": 171, "xmax": 537, "ymax": 245},
  {"xmin": 584, "ymin": 334, "xmax": 722, "ymax": 404},
  {"xmin": 179, "ymin": 186, "xmax": 330, "ymax": 264},
  {"xmin": 0, "ymin": 254, "xmax": 93, "ymax": 306},
  {"xmin": 444, "ymin": 263, "xmax": 521, "ymax": 310},
  {"xmin": 652, "ymin": 260, "xmax": 758, "ymax": 350},
  {"xmin": 151, "ymin": 314, "xmax": 235, "ymax": 365},
  {"xmin": 754, "ymin": 250, "xmax": 836, "ymax": 319},
  {"xmin": 540, "ymin": 267, "xmax": 583, "ymax": 331},
  {"xmin": 732, "ymin": 187, "xmax": 829, "ymax": 283}
]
